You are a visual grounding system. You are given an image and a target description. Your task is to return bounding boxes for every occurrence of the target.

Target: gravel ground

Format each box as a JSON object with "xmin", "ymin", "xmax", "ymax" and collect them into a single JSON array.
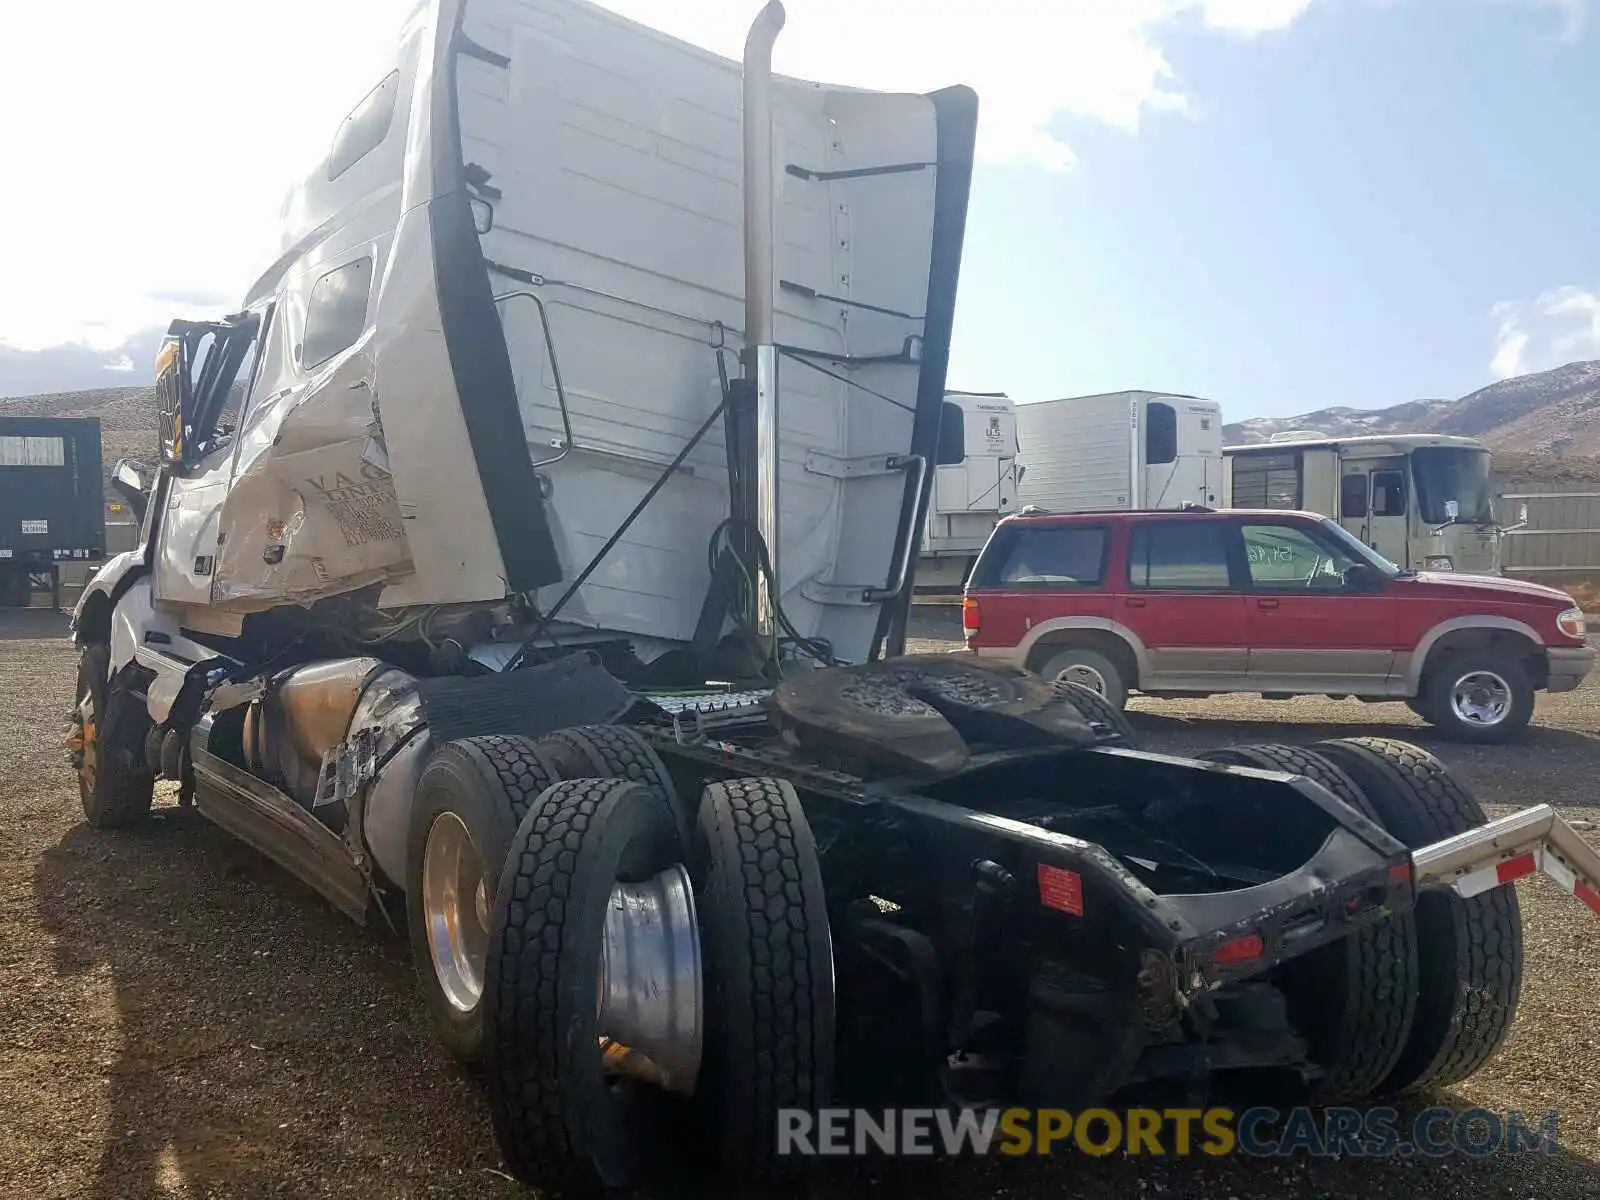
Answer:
[{"xmin": 2, "ymin": 606, "xmax": 1597, "ymax": 1199}]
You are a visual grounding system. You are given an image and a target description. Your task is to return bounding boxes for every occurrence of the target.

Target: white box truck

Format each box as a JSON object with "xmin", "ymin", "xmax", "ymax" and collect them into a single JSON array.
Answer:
[
  {"xmin": 916, "ymin": 390, "xmax": 1020, "ymax": 590},
  {"xmin": 1015, "ymin": 390, "xmax": 1224, "ymax": 512}
]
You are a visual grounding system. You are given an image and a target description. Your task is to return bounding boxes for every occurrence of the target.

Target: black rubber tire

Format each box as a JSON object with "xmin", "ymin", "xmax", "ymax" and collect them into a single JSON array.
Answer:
[
  {"xmin": 1310, "ymin": 736, "xmax": 1524, "ymax": 1092},
  {"xmin": 1051, "ymin": 679, "xmax": 1140, "ymax": 747},
  {"xmin": 1036, "ymin": 646, "xmax": 1129, "ymax": 710},
  {"xmin": 484, "ymin": 778, "xmax": 683, "ymax": 1194},
  {"xmin": 405, "ymin": 735, "xmax": 562, "ymax": 1065},
  {"xmin": 1404, "ymin": 695, "xmax": 1434, "ymax": 722},
  {"xmin": 1197, "ymin": 743, "xmax": 1417, "ymax": 1101},
  {"xmin": 535, "ymin": 724, "xmax": 685, "ymax": 838},
  {"xmin": 694, "ymin": 777, "xmax": 834, "ymax": 1178},
  {"xmin": 74, "ymin": 644, "xmax": 154, "ymax": 829},
  {"xmin": 1419, "ymin": 649, "xmax": 1535, "ymax": 744}
]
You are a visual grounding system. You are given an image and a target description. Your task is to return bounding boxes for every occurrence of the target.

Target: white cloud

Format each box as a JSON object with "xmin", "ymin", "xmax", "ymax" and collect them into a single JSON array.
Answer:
[
  {"xmin": 602, "ymin": 1, "xmax": 1319, "ymax": 171},
  {"xmin": 0, "ymin": 0, "xmax": 1317, "ymax": 363},
  {"xmin": 1490, "ymin": 286, "xmax": 1600, "ymax": 379},
  {"xmin": 1199, "ymin": 0, "xmax": 1319, "ymax": 33}
]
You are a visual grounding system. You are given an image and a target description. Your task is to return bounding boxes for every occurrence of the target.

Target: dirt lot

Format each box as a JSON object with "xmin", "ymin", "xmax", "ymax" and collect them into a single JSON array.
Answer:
[{"xmin": 2, "ymin": 606, "xmax": 1597, "ymax": 1199}]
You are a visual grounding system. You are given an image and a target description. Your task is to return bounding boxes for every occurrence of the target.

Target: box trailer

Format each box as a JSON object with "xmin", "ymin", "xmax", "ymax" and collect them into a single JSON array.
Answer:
[
  {"xmin": 0, "ymin": 416, "xmax": 105, "ymax": 608},
  {"xmin": 915, "ymin": 390, "xmax": 1020, "ymax": 591},
  {"xmin": 1016, "ymin": 390, "xmax": 1223, "ymax": 513}
]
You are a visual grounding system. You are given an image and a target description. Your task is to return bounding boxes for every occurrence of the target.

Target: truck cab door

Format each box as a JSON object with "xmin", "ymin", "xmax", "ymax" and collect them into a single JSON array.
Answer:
[
  {"xmin": 150, "ymin": 315, "xmax": 265, "ymax": 608},
  {"xmin": 1339, "ymin": 456, "xmax": 1410, "ymax": 569}
]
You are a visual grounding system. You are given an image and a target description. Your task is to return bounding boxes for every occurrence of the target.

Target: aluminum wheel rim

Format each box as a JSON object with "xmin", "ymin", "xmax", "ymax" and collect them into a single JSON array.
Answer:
[
  {"xmin": 421, "ymin": 812, "xmax": 491, "ymax": 1013},
  {"xmin": 1449, "ymin": 670, "xmax": 1512, "ymax": 727},
  {"xmin": 1055, "ymin": 664, "xmax": 1108, "ymax": 697}
]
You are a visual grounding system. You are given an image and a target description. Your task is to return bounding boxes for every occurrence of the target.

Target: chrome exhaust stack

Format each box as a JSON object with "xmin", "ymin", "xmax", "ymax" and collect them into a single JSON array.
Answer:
[{"xmin": 742, "ymin": 0, "xmax": 785, "ymax": 640}]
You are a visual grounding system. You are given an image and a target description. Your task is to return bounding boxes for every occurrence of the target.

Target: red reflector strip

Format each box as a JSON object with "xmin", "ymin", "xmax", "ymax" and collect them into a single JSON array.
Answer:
[
  {"xmin": 1388, "ymin": 862, "xmax": 1411, "ymax": 884},
  {"xmin": 1037, "ymin": 863, "xmax": 1084, "ymax": 916},
  {"xmin": 1213, "ymin": 933, "xmax": 1264, "ymax": 965},
  {"xmin": 1577, "ymin": 879, "xmax": 1600, "ymax": 916},
  {"xmin": 1496, "ymin": 853, "xmax": 1537, "ymax": 885}
]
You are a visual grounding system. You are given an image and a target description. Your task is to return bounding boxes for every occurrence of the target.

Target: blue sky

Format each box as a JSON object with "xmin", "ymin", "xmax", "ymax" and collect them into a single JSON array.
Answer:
[
  {"xmin": 1, "ymin": 0, "xmax": 1595, "ymax": 420},
  {"xmin": 948, "ymin": 0, "xmax": 1600, "ymax": 415}
]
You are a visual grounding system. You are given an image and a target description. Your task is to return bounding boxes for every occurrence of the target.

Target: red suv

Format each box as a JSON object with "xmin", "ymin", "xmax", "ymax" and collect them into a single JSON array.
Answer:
[{"xmin": 962, "ymin": 507, "xmax": 1593, "ymax": 742}]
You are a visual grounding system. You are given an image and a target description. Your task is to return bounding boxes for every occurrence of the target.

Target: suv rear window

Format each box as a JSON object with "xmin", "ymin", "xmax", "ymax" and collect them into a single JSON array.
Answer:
[
  {"xmin": 989, "ymin": 525, "xmax": 1108, "ymax": 586},
  {"xmin": 1128, "ymin": 519, "xmax": 1232, "ymax": 589}
]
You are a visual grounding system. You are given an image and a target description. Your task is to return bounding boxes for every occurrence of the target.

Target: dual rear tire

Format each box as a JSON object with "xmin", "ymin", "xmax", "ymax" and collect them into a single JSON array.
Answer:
[
  {"xmin": 405, "ymin": 727, "xmax": 833, "ymax": 1193},
  {"xmin": 1200, "ymin": 737, "xmax": 1523, "ymax": 1100}
]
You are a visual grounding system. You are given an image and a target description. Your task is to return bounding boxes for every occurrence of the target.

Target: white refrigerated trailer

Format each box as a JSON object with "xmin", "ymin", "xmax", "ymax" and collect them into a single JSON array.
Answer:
[
  {"xmin": 915, "ymin": 390, "xmax": 1020, "ymax": 591},
  {"xmin": 1015, "ymin": 390, "xmax": 1224, "ymax": 513}
]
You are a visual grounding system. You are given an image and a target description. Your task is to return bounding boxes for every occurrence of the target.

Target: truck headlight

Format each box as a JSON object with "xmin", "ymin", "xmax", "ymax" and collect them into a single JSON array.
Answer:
[
  {"xmin": 1423, "ymin": 556, "xmax": 1454, "ymax": 571},
  {"xmin": 1556, "ymin": 607, "xmax": 1586, "ymax": 640}
]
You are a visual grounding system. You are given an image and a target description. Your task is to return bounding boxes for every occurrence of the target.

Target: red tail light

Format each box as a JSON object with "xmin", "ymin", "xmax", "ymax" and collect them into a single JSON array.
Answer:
[
  {"xmin": 1212, "ymin": 933, "xmax": 1264, "ymax": 965},
  {"xmin": 962, "ymin": 596, "xmax": 981, "ymax": 639}
]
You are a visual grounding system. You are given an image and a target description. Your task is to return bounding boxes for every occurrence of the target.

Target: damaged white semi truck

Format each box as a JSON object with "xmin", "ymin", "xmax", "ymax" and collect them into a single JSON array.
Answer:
[{"xmin": 69, "ymin": 0, "xmax": 1600, "ymax": 1191}]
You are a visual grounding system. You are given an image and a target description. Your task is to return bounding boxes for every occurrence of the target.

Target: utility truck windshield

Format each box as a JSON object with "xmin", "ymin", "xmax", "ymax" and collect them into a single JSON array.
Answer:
[{"xmin": 1413, "ymin": 446, "xmax": 1494, "ymax": 527}]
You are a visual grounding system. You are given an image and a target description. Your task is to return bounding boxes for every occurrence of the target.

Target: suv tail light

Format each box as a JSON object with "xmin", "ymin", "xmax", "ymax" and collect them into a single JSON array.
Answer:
[{"xmin": 962, "ymin": 596, "xmax": 981, "ymax": 639}]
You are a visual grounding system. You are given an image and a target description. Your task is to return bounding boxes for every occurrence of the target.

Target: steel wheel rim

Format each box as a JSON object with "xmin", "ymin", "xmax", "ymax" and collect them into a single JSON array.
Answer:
[
  {"xmin": 421, "ymin": 811, "xmax": 490, "ymax": 1013},
  {"xmin": 1055, "ymin": 664, "xmax": 1108, "ymax": 697},
  {"xmin": 1449, "ymin": 670, "xmax": 1512, "ymax": 727},
  {"xmin": 595, "ymin": 861, "xmax": 703, "ymax": 1095}
]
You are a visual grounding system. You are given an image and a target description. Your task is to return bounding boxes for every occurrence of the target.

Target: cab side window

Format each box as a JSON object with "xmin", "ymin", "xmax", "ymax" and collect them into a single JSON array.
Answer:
[
  {"xmin": 1340, "ymin": 474, "xmax": 1369, "ymax": 519},
  {"xmin": 1371, "ymin": 470, "xmax": 1406, "ymax": 516},
  {"xmin": 300, "ymin": 258, "xmax": 374, "ymax": 369},
  {"xmin": 329, "ymin": 72, "xmax": 401, "ymax": 181}
]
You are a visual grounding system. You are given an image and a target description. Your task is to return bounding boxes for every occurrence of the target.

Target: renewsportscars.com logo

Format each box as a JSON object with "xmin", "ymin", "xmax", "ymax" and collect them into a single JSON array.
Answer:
[{"xmin": 775, "ymin": 1106, "xmax": 1562, "ymax": 1159}]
